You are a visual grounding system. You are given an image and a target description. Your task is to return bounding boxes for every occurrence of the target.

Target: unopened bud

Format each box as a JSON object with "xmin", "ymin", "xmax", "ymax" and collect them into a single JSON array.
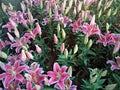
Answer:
[
  {"xmin": 74, "ymin": 0, "xmax": 77, "ymax": 5},
  {"xmin": 73, "ymin": 44, "xmax": 78, "ymax": 54},
  {"xmin": 77, "ymin": 1, "xmax": 82, "ymax": 13},
  {"xmin": 7, "ymin": 32, "xmax": 14, "ymax": 42},
  {"xmin": 0, "ymin": 51, "xmax": 7, "ymax": 59},
  {"xmin": 54, "ymin": 34, "xmax": 58, "ymax": 44},
  {"xmin": 68, "ymin": 66, "xmax": 72, "ymax": 77},
  {"xmin": 14, "ymin": 29, "xmax": 20, "ymax": 38},
  {"xmin": 98, "ymin": 0, "xmax": 103, "ymax": 9},
  {"xmin": 107, "ymin": 9, "xmax": 111, "ymax": 18},
  {"xmin": 40, "ymin": 0, "xmax": 43, "ymax": 9},
  {"xmin": 65, "ymin": 7, "xmax": 70, "ymax": 15},
  {"xmin": 21, "ymin": 1, "xmax": 26, "ymax": 12},
  {"xmin": 49, "ymin": 8, "xmax": 52, "ymax": 18},
  {"xmin": 35, "ymin": 45, "xmax": 42, "ymax": 54},
  {"xmin": 112, "ymin": 8, "xmax": 118, "ymax": 16},
  {"xmin": 62, "ymin": 29, "xmax": 66, "ymax": 39},
  {"xmin": 106, "ymin": 23, "xmax": 109, "ymax": 31},
  {"xmin": 28, "ymin": 9, "xmax": 33, "ymax": 22},
  {"xmin": 1, "ymin": 3, "xmax": 8, "ymax": 12},
  {"xmin": 26, "ymin": 51, "xmax": 33, "ymax": 60},
  {"xmin": 21, "ymin": 50, "xmax": 27, "ymax": 61},
  {"xmin": 98, "ymin": 9, "xmax": 102, "ymax": 18},
  {"xmin": 88, "ymin": 39, "xmax": 93, "ymax": 49},
  {"xmin": 69, "ymin": 0, "xmax": 73, "ymax": 9},
  {"xmin": 9, "ymin": 3, "xmax": 13, "ymax": 10},
  {"xmin": 84, "ymin": 34, "xmax": 88, "ymax": 44},
  {"xmin": 64, "ymin": 49, "xmax": 68, "ymax": 58},
  {"xmin": 73, "ymin": 7, "xmax": 77, "ymax": 16},
  {"xmin": 57, "ymin": 23, "xmax": 60, "ymax": 32},
  {"xmin": 61, "ymin": 0, "xmax": 67, "ymax": 13},
  {"xmin": 60, "ymin": 43, "xmax": 65, "ymax": 53}
]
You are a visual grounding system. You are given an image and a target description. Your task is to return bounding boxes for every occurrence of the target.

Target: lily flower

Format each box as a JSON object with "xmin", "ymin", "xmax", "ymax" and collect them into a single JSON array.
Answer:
[
  {"xmin": 96, "ymin": 31, "xmax": 115, "ymax": 46},
  {"xmin": 107, "ymin": 56, "xmax": 120, "ymax": 70},
  {"xmin": 47, "ymin": 62, "xmax": 69, "ymax": 90},
  {"xmin": 113, "ymin": 34, "xmax": 120, "ymax": 54},
  {"xmin": 0, "ymin": 61, "xmax": 28, "ymax": 88}
]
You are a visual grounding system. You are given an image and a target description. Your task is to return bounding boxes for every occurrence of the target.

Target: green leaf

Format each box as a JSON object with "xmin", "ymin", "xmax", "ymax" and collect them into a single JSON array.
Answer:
[{"xmin": 42, "ymin": 87, "xmax": 55, "ymax": 90}]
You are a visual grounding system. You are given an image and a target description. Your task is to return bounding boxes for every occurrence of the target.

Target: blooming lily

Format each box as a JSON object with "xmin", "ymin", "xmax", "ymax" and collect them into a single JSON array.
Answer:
[
  {"xmin": 96, "ymin": 31, "xmax": 115, "ymax": 46},
  {"xmin": 70, "ymin": 18, "xmax": 82, "ymax": 32},
  {"xmin": 47, "ymin": 62, "xmax": 69, "ymax": 90},
  {"xmin": 113, "ymin": 34, "xmax": 120, "ymax": 54},
  {"xmin": 107, "ymin": 56, "xmax": 120, "ymax": 70},
  {"xmin": 0, "ymin": 61, "xmax": 28, "ymax": 88}
]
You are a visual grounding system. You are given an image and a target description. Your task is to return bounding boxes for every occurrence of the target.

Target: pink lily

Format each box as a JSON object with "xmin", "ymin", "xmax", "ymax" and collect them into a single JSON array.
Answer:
[
  {"xmin": 54, "ymin": 34, "xmax": 58, "ymax": 44},
  {"xmin": 47, "ymin": 62, "xmax": 69, "ymax": 90},
  {"xmin": 61, "ymin": 16, "xmax": 72, "ymax": 27},
  {"xmin": 70, "ymin": 18, "xmax": 82, "ymax": 32},
  {"xmin": 113, "ymin": 34, "xmax": 120, "ymax": 54},
  {"xmin": 107, "ymin": 56, "xmax": 120, "ymax": 71},
  {"xmin": 11, "ymin": 36, "xmax": 30, "ymax": 53},
  {"xmin": 33, "ymin": 22, "xmax": 42, "ymax": 36},
  {"xmin": 96, "ymin": 31, "xmax": 115, "ymax": 46},
  {"xmin": 0, "ymin": 61, "xmax": 28, "ymax": 88},
  {"xmin": 35, "ymin": 45, "xmax": 42, "ymax": 54},
  {"xmin": 54, "ymin": 78, "xmax": 77, "ymax": 90},
  {"xmin": 82, "ymin": 22, "xmax": 100, "ymax": 37}
]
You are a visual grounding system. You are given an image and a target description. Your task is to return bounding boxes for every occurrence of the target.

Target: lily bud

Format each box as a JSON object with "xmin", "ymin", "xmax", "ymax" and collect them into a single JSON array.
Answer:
[
  {"xmin": 26, "ymin": 51, "xmax": 33, "ymax": 60},
  {"xmin": 21, "ymin": 1, "xmax": 26, "ymax": 12},
  {"xmin": 62, "ymin": 29, "xmax": 66, "ymax": 39},
  {"xmin": 88, "ymin": 39, "xmax": 93, "ymax": 49},
  {"xmin": 106, "ymin": 23, "xmax": 109, "ymax": 31},
  {"xmin": 0, "ymin": 51, "xmax": 7, "ymax": 59},
  {"xmin": 74, "ymin": 0, "xmax": 77, "ymax": 5},
  {"xmin": 73, "ymin": 44, "xmax": 78, "ymax": 54},
  {"xmin": 68, "ymin": 66, "xmax": 72, "ymax": 77},
  {"xmin": 28, "ymin": 9, "xmax": 34, "ymax": 22},
  {"xmin": 33, "ymin": 22, "xmax": 42, "ymax": 36},
  {"xmin": 14, "ymin": 29, "xmax": 20, "ymax": 38},
  {"xmin": 57, "ymin": 23, "xmax": 60, "ymax": 33},
  {"xmin": 1, "ymin": 3, "xmax": 8, "ymax": 12},
  {"xmin": 98, "ymin": 0, "xmax": 103, "ymax": 9},
  {"xmin": 35, "ymin": 45, "xmax": 42, "ymax": 54},
  {"xmin": 77, "ymin": 1, "xmax": 82, "ymax": 13},
  {"xmin": 107, "ymin": 9, "xmax": 111, "ymax": 18},
  {"xmin": 61, "ymin": 0, "xmax": 67, "ymax": 13},
  {"xmin": 7, "ymin": 32, "xmax": 14, "ymax": 42},
  {"xmin": 54, "ymin": 34, "xmax": 58, "ymax": 44},
  {"xmin": 9, "ymin": 18, "xmax": 17, "ymax": 28},
  {"xmin": 98, "ymin": 9, "xmax": 102, "ymax": 18},
  {"xmin": 84, "ymin": 34, "xmax": 88, "ymax": 44},
  {"xmin": 9, "ymin": 3, "xmax": 13, "ymax": 10},
  {"xmin": 112, "ymin": 8, "xmax": 118, "ymax": 16},
  {"xmin": 64, "ymin": 49, "xmax": 68, "ymax": 58},
  {"xmin": 73, "ymin": 7, "xmax": 77, "ymax": 16},
  {"xmin": 69, "ymin": 0, "xmax": 73, "ymax": 9},
  {"xmin": 49, "ymin": 8, "xmax": 52, "ymax": 18},
  {"xmin": 65, "ymin": 7, "xmax": 70, "ymax": 15},
  {"xmin": 60, "ymin": 43, "xmax": 65, "ymax": 53},
  {"xmin": 90, "ymin": 15, "xmax": 95, "ymax": 25},
  {"xmin": 21, "ymin": 50, "xmax": 27, "ymax": 62},
  {"xmin": 40, "ymin": 0, "xmax": 43, "ymax": 9}
]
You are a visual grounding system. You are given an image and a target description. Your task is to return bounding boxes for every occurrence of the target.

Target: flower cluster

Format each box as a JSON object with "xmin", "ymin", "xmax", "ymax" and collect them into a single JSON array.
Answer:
[{"xmin": 0, "ymin": 0, "xmax": 119, "ymax": 89}]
